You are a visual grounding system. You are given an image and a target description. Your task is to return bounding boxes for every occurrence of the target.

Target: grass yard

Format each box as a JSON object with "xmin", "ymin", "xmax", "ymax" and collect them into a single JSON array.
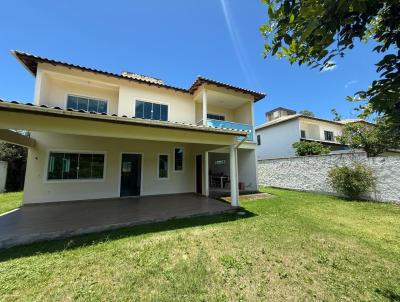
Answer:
[
  {"xmin": 0, "ymin": 188, "xmax": 399, "ymax": 301},
  {"xmin": 0, "ymin": 191, "xmax": 22, "ymax": 215}
]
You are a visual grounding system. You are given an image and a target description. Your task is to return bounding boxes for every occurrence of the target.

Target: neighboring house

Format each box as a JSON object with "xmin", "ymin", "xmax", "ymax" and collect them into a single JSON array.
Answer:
[
  {"xmin": 0, "ymin": 51, "xmax": 265, "ymax": 206},
  {"xmin": 255, "ymin": 107, "xmax": 353, "ymax": 159}
]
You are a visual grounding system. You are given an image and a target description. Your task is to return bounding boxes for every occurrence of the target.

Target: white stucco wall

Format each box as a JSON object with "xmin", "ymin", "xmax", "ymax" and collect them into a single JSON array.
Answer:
[
  {"xmin": 255, "ymin": 118, "xmax": 300, "ymax": 160},
  {"xmin": 0, "ymin": 161, "xmax": 7, "ymax": 193},
  {"xmin": 23, "ymin": 132, "xmax": 217, "ymax": 204},
  {"xmin": 238, "ymin": 149, "xmax": 258, "ymax": 191},
  {"xmin": 258, "ymin": 152, "xmax": 400, "ymax": 203}
]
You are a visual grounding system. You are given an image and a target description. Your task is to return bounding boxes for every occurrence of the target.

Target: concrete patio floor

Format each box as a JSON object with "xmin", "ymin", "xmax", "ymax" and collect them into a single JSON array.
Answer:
[{"xmin": 0, "ymin": 193, "xmax": 233, "ymax": 249}]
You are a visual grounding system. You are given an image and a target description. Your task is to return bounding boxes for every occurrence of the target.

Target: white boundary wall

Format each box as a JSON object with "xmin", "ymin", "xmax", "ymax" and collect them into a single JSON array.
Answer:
[
  {"xmin": 258, "ymin": 152, "xmax": 400, "ymax": 203},
  {"xmin": 0, "ymin": 161, "xmax": 7, "ymax": 192}
]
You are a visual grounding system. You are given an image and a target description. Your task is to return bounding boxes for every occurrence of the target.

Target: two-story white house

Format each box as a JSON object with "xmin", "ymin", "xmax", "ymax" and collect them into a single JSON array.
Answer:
[
  {"xmin": 0, "ymin": 51, "xmax": 265, "ymax": 207},
  {"xmin": 255, "ymin": 107, "xmax": 351, "ymax": 159}
]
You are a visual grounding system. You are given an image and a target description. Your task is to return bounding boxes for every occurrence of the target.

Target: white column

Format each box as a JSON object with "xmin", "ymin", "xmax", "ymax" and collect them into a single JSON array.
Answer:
[
  {"xmin": 204, "ymin": 151, "xmax": 209, "ymax": 196},
  {"xmin": 230, "ymin": 145, "xmax": 239, "ymax": 207},
  {"xmin": 202, "ymin": 88, "xmax": 207, "ymax": 126}
]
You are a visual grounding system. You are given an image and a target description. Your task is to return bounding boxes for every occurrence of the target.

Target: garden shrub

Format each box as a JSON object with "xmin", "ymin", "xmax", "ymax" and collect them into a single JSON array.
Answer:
[
  {"xmin": 327, "ymin": 162, "xmax": 376, "ymax": 199},
  {"xmin": 292, "ymin": 141, "xmax": 330, "ymax": 156}
]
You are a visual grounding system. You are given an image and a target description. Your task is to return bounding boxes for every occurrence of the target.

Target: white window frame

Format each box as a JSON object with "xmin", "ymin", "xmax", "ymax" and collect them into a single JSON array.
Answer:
[
  {"xmin": 65, "ymin": 93, "xmax": 109, "ymax": 114},
  {"xmin": 173, "ymin": 146, "xmax": 184, "ymax": 172},
  {"xmin": 324, "ymin": 130, "xmax": 334, "ymax": 141},
  {"xmin": 44, "ymin": 149, "xmax": 107, "ymax": 183},
  {"xmin": 157, "ymin": 153, "xmax": 170, "ymax": 180},
  {"xmin": 133, "ymin": 98, "xmax": 170, "ymax": 121}
]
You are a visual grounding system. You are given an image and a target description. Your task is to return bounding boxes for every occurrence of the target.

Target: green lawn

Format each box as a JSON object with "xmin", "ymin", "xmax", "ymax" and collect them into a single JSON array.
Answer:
[
  {"xmin": 0, "ymin": 191, "xmax": 22, "ymax": 215},
  {"xmin": 0, "ymin": 188, "xmax": 399, "ymax": 301}
]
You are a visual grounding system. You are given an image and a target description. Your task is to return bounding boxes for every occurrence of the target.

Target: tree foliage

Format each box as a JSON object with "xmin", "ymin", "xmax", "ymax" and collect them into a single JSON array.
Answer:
[
  {"xmin": 327, "ymin": 162, "xmax": 376, "ymax": 199},
  {"xmin": 260, "ymin": 0, "xmax": 400, "ymax": 134},
  {"xmin": 337, "ymin": 119, "xmax": 400, "ymax": 157},
  {"xmin": 0, "ymin": 142, "xmax": 27, "ymax": 191},
  {"xmin": 330, "ymin": 108, "xmax": 342, "ymax": 121},
  {"xmin": 293, "ymin": 141, "xmax": 330, "ymax": 156},
  {"xmin": 299, "ymin": 109, "xmax": 315, "ymax": 117}
]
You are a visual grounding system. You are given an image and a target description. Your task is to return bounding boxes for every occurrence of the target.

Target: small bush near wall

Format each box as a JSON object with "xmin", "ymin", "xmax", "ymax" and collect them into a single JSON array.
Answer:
[
  {"xmin": 292, "ymin": 141, "xmax": 330, "ymax": 156},
  {"xmin": 327, "ymin": 162, "xmax": 376, "ymax": 200}
]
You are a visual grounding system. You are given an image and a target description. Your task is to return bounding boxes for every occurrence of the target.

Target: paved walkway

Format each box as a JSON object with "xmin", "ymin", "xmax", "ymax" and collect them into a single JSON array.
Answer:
[{"xmin": 0, "ymin": 194, "xmax": 233, "ymax": 249}]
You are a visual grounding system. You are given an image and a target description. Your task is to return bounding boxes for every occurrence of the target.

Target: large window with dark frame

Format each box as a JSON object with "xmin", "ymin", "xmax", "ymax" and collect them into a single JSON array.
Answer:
[
  {"xmin": 66, "ymin": 95, "xmax": 108, "ymax": 113},
  {"xmin": 47, "ymin": 152, "xmax": 105, "ymax": 180},
  {"xmin": 174, "ymin": 147, "xmax": 184, "ymax": 171},
  {"xmin": 324, "ymin": 131, "xmax": 334, "ymax": 141},
  {"xmin": 158, "ymin": 154, "xmax": 169, "ymax": 179},
  {"xmin": 135, "ymin": 100, "xmax": 168, "ymax": 121}
]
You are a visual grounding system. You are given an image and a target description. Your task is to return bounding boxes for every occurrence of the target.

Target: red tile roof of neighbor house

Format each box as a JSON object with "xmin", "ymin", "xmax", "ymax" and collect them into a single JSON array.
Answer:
[
  {"xmin": 0, "ymin": 98, "xmax": 249, "ymax": 137},
  {"xmin": 12, "ymin": 50, "xmax": 266, "ymax": 102}
]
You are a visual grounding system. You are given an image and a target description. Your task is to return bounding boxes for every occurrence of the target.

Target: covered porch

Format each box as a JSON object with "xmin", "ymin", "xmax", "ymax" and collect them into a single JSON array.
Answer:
[
  {"xmin": 0, "ymin": 193, "xmax": 233, "ymax": 249},
  {"xmin": 0, "ymin": 100, "xmax": 247, "ymax": 207}
]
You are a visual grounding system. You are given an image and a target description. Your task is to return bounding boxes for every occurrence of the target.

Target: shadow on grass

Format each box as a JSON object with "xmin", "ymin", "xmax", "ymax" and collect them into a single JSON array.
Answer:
[
  {"xmin": 0, "ymin": 209, "xmax": 256, "ymax": 262},
  {"xmin": 375, "ymin": 289, "xmax": 400, "ymax": 302}
]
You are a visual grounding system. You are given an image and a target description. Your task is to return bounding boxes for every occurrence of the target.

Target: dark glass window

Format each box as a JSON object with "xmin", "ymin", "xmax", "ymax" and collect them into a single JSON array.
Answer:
[
  {"xmin": 135, "ymin": 101, "xmax": 144, "ymax": 118},
  {"xmin": 160, "ymin": 104, "xmax": 168, "ymax": 121},
  {"xmin": 135, "ymin": 100, "xmax": 168, "ymax": 121},
  {"xmin": 144, "ymin": 102, "xmax": 152, "ymax": 119},
  {"xmin": 47, "ymin": 152, "xmax": 105, "ymax": 180},
  {"xmin": 174, "ymin": 148, "xmax": 184, "ymax": 171},
  {"xmin": 158, "ymin": 154, "xmax": 169, "ymax": 179},
  {"xmin": 152, "ymin": 103, "xmax": 161, "ymax": 120},
  {"xmin": 67, "ymin": 95, "xmax": 107, "ymax": 113},
  {"xmin": 257, "ymin": 135, "xmax": 261, "ymax": 146},
  {"xmin": 207, "ymin": 113, "xmax": 225, "ymax": 121},
  {"xmin": 324, "ymin": 131, "xmax": 334, "ymax": 141},
  {"xmin": 301, "ymin": 130, "xmax": 306, "ymax": 139}
]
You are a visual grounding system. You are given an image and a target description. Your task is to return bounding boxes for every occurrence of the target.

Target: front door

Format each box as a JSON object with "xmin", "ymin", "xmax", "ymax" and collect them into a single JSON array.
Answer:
[
  {"xmin": 120, "ymin": 153, "xmax": 142, "ymax": 197},
  {"xmin": 196, "ymin": 154, "xmax": 202, "ymax": 194}
]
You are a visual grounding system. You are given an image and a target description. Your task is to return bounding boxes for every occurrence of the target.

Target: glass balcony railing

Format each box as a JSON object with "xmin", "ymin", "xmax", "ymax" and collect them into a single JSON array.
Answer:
[{"xmin": 206, "ymin": 119, "xmax": 254, "ymax": 141}]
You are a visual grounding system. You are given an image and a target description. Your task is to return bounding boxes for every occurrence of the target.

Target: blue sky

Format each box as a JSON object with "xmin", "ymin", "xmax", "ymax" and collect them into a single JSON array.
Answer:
[{"xmin": 0, "ymin": 0, "xmax": 381, "ymax": 126}]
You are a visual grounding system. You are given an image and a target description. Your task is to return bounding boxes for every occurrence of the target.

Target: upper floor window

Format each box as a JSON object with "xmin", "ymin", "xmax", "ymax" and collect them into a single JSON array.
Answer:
[
  {"xmin": 67, "ymin": 95, "xmax": 107, "ymax": 113},
  {"xmin": 257, "ymin": 135, "xmax": 261, "ymax": 146},
  {"xmin": 324, "ymin": 131, "xmax": 334, "ymax": 141},
  {"xmin": 47, "ymin": 151, "xmax": 105, "ymax": 181},
  {"xmin": 301, "ymin": 130, "xmax": 306, "ymax": 139},
  {"xmin": 135, "ymin": 100, "xmax": 168, "ymax": 121},
  {"xmin": 207, "ymin": 113, "xmax": 225, "ymax": 121}
]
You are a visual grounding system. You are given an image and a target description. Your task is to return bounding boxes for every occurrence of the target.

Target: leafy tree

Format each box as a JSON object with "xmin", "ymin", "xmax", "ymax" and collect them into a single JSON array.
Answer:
[
  {"xmin": 0, "ymin": 142, "xmax": 27, "ymax": 191},
  {"xmin": 327, "ymin": 162, "xmax": 376, "ymax": 199},
  {"xmin": 260, "ymin": 0, "xmax": 400, "ymax": 134},
  {"xmin": 330, "ymin": 108, "xmax": 342, "ymax": 121},
  {"xmin": 337, "ymin": 118, "xmax": 400, "ymax": 157},
  {"xmin": 293, "ymin": 141, "xmax": 330, "ymax": 156},
  {"xmin": 299, "ymin": 110, "xmax": 314, "ymax": 117}
]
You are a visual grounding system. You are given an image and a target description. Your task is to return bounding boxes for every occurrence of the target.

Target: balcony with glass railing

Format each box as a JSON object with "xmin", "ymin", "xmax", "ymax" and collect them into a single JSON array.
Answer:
[{"xmin": 204, "ymin": 119, "xmax": 254, "ymax": 141}]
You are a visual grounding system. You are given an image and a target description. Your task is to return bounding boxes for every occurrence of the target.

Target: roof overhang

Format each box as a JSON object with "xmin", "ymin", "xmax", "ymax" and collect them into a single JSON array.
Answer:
[
  {"xmin": 12, "ymin": 50, "xmax": 266, "ymax": 103},
  {"xmin": 0, "ymin": 100, "xmax": 246, "ymax": 145}
]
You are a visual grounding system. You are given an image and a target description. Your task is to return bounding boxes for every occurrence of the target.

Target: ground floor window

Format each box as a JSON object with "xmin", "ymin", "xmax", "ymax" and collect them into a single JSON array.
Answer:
[
  {"xmin": 47, "ymin": 152, "xmax": 105, "ymax": 180},
  {"xmin": 174, "ymin": 147, "xmax": 184, "ymax": 171},
  {"xmin": 158, "ymin": 154, "xmax": 169, "ymax": 179}
]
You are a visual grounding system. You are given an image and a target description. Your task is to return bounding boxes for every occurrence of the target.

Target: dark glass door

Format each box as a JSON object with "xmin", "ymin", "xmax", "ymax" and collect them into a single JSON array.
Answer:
[
  {"xmin": 120, "ymin": 154, "xmax": 142, "ymax": 197},
  {"xmin": 196, "ymin": 155, "xmax": 202, "ymax": 194}
]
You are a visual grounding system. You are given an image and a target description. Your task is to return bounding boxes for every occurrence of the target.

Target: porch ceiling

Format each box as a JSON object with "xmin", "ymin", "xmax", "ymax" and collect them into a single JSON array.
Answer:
[{"xmin": 0, "ymin": 100, "xmax": 245, "ymax": 145}]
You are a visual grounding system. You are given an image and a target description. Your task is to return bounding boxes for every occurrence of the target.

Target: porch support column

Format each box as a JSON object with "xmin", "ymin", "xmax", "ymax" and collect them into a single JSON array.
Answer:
[
  {"xmin": 204, "ymin": 151, "xmax": 209, "ymax": 196},
  {"xmin": 229, "ymin": 145, "xmax": 239, "ymax": 207},
  {"xmin": 202, "ymin": 88, "xmax": 207, "ymax": 126}
]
